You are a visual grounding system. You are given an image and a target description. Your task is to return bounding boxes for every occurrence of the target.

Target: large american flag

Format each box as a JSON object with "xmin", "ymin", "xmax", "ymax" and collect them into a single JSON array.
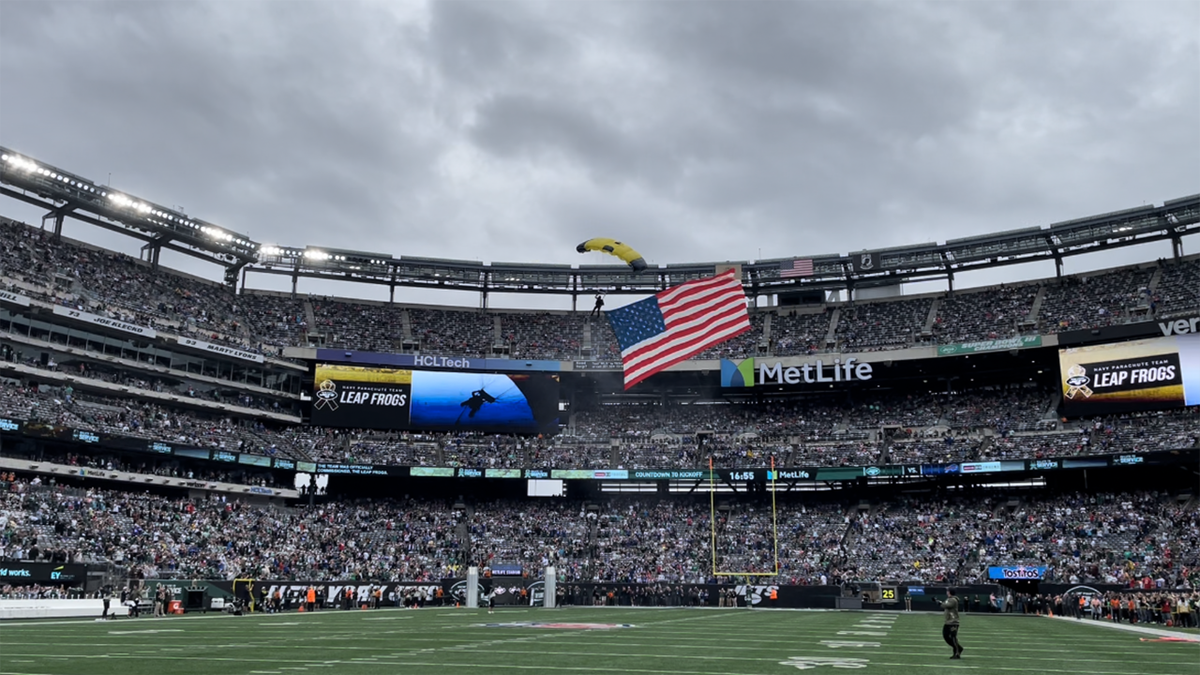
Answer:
[
  {"xmin": 779, "ymin": 258, "xmax": 814, "ymax": 278},
  {"xmin": 605, "ymin": 269, "xmax": 750, "ymax": 389}
]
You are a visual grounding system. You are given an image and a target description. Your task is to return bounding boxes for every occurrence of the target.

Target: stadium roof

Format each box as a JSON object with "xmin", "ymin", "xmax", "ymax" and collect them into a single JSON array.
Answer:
[{"xmin": 2, "ymin": 145, "xmax": 1198, "ymax": 297}]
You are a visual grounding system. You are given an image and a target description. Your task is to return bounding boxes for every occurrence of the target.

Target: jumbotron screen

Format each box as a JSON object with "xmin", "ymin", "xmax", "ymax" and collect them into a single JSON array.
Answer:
[
  {"xmin": 1058, "ymin": 334, "xmax": 1200, "ymax": 416},
  {"xmin": 311, "ymin": 364, "xmax": 560, "ymax": 433}
]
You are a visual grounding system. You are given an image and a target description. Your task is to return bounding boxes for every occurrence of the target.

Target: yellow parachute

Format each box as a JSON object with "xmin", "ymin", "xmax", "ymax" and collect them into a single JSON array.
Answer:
[{"xmin": 576, "ymin": 238, "xmax": 648, "ymax": 272}]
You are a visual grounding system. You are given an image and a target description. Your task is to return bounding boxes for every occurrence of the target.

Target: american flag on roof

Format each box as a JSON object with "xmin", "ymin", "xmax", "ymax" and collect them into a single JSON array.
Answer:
[
  {"xmin": 779, "ymin": 258, "xmax": 814, "ymax": 278},
  {"xmin": 605, "ymin": 269, "xmax": 750, "ymax": 389}
]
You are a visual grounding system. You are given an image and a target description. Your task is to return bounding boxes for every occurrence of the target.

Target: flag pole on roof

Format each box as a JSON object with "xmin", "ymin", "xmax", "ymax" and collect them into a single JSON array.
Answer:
[{"xmin": 604, "ymin": 269, "xmax": 750, "ymax": 390}]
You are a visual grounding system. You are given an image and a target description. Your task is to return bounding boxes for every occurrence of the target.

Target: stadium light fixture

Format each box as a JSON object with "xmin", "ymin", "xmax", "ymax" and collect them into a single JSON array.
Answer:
[{"xmin": 3, "ymin": 154, "xmax": 38, "ymax": 172}]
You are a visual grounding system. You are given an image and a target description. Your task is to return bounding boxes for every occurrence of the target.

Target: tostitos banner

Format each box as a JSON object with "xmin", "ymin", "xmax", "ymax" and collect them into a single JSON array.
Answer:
[{"xmin": 1058, "ymin": 335, "xmax": 1200, "ymax": 416}]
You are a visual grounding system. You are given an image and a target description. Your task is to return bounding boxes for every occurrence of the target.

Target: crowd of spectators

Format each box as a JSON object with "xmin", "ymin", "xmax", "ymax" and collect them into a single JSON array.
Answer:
[
  {"xmin": 0, "ymin": 479, "xmax": 464, "ymax": 581},
  {"xmin": 983, "ymin": 408, "xmax": 1200, "ymax": 461},
  {"xmin": 408, "ymin": 308, "xmax": 494, "ymax": 356},
  {"xmin": 5, "ymin": 216, "xmax": 1200, "ymax": 363},
  {"xmin": 0, "ymin": 379, "xmax": 302, "ymax": 459},
  {"xmin": 844, "ymin": 496, "xmax": 986, "ymax": 584},
  {"xmin": 1, "ymin": 345, "xmax": 297, "ymax": 415},
  {"xmin": 957, "ymin": 491, "xmax": 1200, "ymax": 587},
  {"xmin": 502, "ymin": 312, "xmax": 585, "ymax": 361},
  {"xmin": 770, "ymin": 310, "xmax": 832, "ymax": 356},
  {"xmin": 1, "ymin": 474, "xmax": 1194, "ymax": 589},
  {"xmin": 932, "ymin": 285, "xmax": 1038, "ymax": 344},
  {"xmin": 836, "ymin": 297, "xmax": 934, "ymax": 352},
  {"xmin": 0, "ymin": 217, "xmax": 305, "ymax": 358},
  {"xmin": 0, "ymin": 583, "xmax": 87, "ymax": 599},
  {"xmin": 1038, "ymin": 267, "xmax": 1156, "ymax": 333},
  {"xmin": 469, "ymin": 500, "xmax": 592, "ymax": 581},
  {"xmin": 1153, "ymin": 258, "xmax": 1200, "ymax": 317},
  {"xmin": 310, "ymin": 300, "xmax": 403, "ymax": 353},
  {"xmin": 843, "ymin": 490, "xmax": 1199, "ymax": 588},
  {"xmin": 1, "ymin": 372, "xmax": 1194, "ymax": 472}
]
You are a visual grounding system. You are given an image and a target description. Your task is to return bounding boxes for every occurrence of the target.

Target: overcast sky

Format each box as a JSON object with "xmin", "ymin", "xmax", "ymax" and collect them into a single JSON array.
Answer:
[{"xmin": 1, "ymin": 0, "xmax": 1197, "ymax": 309}]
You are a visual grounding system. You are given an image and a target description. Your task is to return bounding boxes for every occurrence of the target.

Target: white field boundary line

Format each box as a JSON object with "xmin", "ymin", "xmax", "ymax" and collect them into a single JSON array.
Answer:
[
  {"xmin": 1046, "ymin": 615, "xmax": 1200, "ymax": 641},
  {"xmin": 0, "ymin": 607, "xmax": 422, "ymax": 628},
  {"xmin": 0, "ymin": 653, "xmax": 1191, "ymax": 675}
]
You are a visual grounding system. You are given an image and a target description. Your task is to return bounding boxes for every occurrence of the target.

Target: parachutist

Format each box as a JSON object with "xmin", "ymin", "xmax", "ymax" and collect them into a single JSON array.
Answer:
[
  {"xmin": 460, "ymin": 388, "xmax": 496, "ymax": 418},
  {"xmin": 591, "ymin": 294, "xmax": 605, "ymax": 318}
]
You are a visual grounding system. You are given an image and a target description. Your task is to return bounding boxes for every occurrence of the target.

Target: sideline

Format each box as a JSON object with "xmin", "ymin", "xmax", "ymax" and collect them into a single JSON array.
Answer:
[
  {"xmin": 0, "ymin": 606, "xmax": 413, "ymax": 628},
  {"xmin": 1047, "ymin": 615, "xmax": 1200, "ymax": 641}
]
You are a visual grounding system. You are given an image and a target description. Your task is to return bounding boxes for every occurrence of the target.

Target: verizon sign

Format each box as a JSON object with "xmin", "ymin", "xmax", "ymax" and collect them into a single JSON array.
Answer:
[{"xmin": 1159, "ymin": 316, "xmax": 1200, "ymax": 336}]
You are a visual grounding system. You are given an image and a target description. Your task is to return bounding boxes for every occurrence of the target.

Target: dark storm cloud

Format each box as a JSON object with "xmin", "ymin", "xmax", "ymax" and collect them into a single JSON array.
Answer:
[
  {"xmin": 0, "ymin": 0, "xmax": 1196, "ymax": 292},
  {"xmin": 0, "ymin": 0, "xmax": 440, "ymax": 245}
]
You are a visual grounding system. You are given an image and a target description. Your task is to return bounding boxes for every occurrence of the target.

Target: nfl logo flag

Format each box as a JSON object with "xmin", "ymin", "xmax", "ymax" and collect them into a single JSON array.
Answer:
[{"xmin": 605, "ymin": 269, "xmax": 750, "ymax": 389}]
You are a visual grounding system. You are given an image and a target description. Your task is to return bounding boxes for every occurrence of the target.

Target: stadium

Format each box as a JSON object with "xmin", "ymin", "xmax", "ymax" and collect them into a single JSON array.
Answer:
[
  {"xmin": 2, "ymin": 1, "xmax": 1200, "ymax": 672},
  {"xmin": 0, "ymin": 143, "xmax": 1198, "ymax": 674}
]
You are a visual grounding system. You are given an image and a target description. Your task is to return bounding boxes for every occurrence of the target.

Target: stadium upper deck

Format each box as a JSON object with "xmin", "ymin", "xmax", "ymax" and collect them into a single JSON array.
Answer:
[
  {"xmin": 2, "ymin": 148, "xmax": 1199, "ymax": 475},
  {"xmin": 4, "ymin": 215, "xmax": 1199, "ymax": 362}
]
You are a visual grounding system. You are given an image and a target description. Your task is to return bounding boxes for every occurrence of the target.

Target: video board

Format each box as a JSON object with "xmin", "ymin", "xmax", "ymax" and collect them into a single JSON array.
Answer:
[
  {"xmin": 311, "ymin": 364, "xmax": 560, "ymax": 433},
  {"xmin": 1058, "ymin": 334, "xmax": 1200, "ymax": 416}
]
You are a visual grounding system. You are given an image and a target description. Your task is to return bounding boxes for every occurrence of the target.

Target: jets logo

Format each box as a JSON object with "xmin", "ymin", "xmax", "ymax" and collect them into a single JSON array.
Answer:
[
  {"xmin": 1064, "ymin": 365, "xmax": 1093, "ymax": 399},
  {"xmin": 314, "ymin": 380, "xmax": 339, "ymax": 410}
]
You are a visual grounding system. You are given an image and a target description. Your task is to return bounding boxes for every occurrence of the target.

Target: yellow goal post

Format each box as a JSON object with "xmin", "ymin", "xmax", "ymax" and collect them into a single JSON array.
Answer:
[{"xmin": 708, "ymin": 457, "xmax": 780, "ymax": 578}]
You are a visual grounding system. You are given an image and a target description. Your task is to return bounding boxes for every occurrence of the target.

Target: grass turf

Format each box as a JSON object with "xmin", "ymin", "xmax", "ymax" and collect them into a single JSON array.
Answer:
[{"xmin": 1, "ymin": 607, "xmax": 1197, "ymax": 675}]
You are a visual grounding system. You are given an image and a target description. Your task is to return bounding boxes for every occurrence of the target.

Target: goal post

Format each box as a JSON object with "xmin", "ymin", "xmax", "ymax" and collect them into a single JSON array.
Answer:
[
  {"xmin": 232, "ymin": 578, "xmax": 256, "ymax": 611},
  {"xmin": 709, "ymin": 456, "xmax": 780, "ymax": 579}
]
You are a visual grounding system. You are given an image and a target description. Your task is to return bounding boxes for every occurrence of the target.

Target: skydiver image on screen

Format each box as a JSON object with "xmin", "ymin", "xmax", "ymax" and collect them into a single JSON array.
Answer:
[
  {"xmin": 459, "ymin": 388, "xmax": 496, "ymax": 420},
  {"xmin": 412, "ymin": 371, "xmax": 558, "ymax": 432}
]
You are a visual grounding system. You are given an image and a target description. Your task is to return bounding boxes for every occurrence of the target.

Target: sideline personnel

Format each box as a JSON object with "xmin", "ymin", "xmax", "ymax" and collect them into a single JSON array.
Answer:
[{"xmin": 941, "ymin": 589, "xmax": 964, "ymax": 659}]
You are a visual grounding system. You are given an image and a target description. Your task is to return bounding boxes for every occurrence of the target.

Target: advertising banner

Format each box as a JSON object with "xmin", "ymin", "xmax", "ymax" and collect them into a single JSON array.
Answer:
[
  {"xmin": 310, "ymin": 364, "xmax": 560, "ymax": 433},
  {"xmin": 572, "ymin": 360, "xmax": 623, "ymax": 371},
  {"xmin": 987, "ymin": 566, "xmax": 1048, "ymax": 580},
  {"xmin": 0, "ymin": 563, "xmax": 87, "ymax": 584},
  {"xmin": 1059, "ymin": 335, "xmax": 1200, "ymax": 416},
  {"xmin": 314, "ymin": 349, "xmax": 561, "ymax": 373},
  {"xmin": 720, "ymin": 357, "xmax": 875, "ymax": 388},
  {"xmin": 938, "ymin": 336, "xmax": 1042, "ymax": 356}
]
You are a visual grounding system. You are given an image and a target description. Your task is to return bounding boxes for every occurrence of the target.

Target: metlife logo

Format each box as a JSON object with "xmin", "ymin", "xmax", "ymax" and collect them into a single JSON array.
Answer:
[
  {"xmin": 721, "ymin": 358, "xmax": 874, "ymax": 387},
  {"xmin": 767, "ymin": 469, "xmax": 812, "ymax": 480}
]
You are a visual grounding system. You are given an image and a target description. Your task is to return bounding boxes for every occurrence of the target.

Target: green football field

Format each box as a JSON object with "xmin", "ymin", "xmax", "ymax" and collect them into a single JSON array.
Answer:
[{"xmin": 1, "ymin": 607, "xmax": 1197, "ymax": 675}]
